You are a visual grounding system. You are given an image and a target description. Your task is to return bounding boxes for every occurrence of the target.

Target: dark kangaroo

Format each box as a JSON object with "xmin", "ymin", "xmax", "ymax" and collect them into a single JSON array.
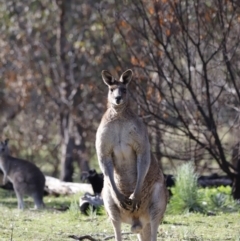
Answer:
[{"xmin": 0, "ymin": 139, "xmax": 45, "ymax": 209}]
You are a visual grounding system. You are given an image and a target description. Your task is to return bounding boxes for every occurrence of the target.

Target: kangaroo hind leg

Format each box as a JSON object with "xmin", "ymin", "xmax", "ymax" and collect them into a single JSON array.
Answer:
[
  {"xmin": 149, "ymin": 182, "xmax": 167, "ymax": 241},
  {"xmin": 14, "ymin": 189, "xmax": 24, "ymax": 209},
  {"xmin": 110, "ymin": 218, "xmax": 122, "ymax": 241},
  {"xmin": 137, "ymin": 223, "xmax": 151, "ymax": 241},
  {"xmin": 32, "ymin": 192, "xmax": 44, "ymax": 209},
  {"xmin": 103, "ymin": 186, "xmax": 122, "ymax": 241}
]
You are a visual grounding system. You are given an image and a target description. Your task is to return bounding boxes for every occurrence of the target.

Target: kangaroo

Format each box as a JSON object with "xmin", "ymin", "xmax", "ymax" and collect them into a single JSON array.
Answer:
[
  {"xmin": 96, "ymin": 69, "xmax": 167, "ymax": 241},
  {"xmin": 0, "ymin": 139, "xmax": 45, "ymax": 209}
]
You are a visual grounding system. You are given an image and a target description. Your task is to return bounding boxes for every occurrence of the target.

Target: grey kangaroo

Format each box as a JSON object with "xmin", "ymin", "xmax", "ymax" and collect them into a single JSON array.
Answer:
[
  {"xmin": 0, "ymin": 139, "xmax": 45, "ymax": 209},
  {"xmin": 96, "ymin": 69, "xmax": 167, "ymax": 241}
]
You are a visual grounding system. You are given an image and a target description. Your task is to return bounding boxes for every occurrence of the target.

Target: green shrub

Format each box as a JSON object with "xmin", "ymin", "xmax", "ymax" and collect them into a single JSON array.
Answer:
[
  {"xmin": 199, "ymin": 186, "xmax": 240, "ymax": 213},
  {"xmin": 167, "ymin": 162, "xmax": 240, "ymax": 214},
  {"xmin": 168, "ymin": 162, "xmax": 204, "ymax": 214}
]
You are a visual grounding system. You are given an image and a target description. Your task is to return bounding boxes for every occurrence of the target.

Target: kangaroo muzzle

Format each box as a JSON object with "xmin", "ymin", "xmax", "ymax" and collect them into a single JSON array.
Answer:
[{"xmin": 115, "ymin": 96, "xmax": 122, "ymax": 104}]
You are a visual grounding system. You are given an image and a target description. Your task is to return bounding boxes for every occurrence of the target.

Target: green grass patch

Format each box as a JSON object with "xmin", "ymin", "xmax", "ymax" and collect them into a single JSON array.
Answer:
[{"xmin": 0, "ymin": 188, "xmax": 239, "ymax": 241}]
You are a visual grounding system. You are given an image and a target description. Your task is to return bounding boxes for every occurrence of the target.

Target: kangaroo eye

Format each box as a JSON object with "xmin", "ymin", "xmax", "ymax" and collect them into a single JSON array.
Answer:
[{"xmin": 122, "ymin": 89, "xmax": 126, "ymax": 94}]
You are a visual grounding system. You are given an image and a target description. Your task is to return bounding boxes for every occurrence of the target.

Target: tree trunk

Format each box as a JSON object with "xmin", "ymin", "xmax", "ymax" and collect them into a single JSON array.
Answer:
[
  {"xmin": 60, "ymin": 137, "xmax": 74, "ymax": 182},
  {"xmin": 232, "ymin": 172, "xmax": 240, "ymax": 200},
  {"xmin": 56, "ymin": 0, "xmax": 89, "ymax": 182},
  {"xmin": 60, "ymin": 114, "xmax": 90, "ymax": 182},
  {"xmin": 154, "ymin": 126, "xmax": 163, "ymax": 170},
  {"xmin": 232, "ymin": 142, "xmax": 240, "ymax": 199},
  {"xmin": 75, "ymin": 123, "xmax": 90, "ymax": 180},
  {"xmin": 60, "ymin": 112, "xmax": 74, "ymax": 182}
]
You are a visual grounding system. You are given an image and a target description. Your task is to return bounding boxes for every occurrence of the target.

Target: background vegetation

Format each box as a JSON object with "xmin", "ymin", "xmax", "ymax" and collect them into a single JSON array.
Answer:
[
  {"xmin": 0, "ymin": 1, "xmax": 239, "ymax": 240},
  {"xmin": 0, "ymin": 0, "xmax": 240, "ymax": 197},
  {"xmin": 168, "ymin": 162, "xmax": 239, "ymax": 214}
]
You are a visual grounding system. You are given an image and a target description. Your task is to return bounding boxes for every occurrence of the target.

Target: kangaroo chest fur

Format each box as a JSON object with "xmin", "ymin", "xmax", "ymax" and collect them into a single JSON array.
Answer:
[
  {"xmin": 99, "ymin": 118, "xmax": 139, "ymax": 155},
  {"xmin": 111, "ymin": 121, "xmax": 138, "ymax": 184},
  {"xmin": 96, "ymin": 110, "xmax": 153, "ymax": 196},
  {"xmin": 112, "ymin": 120, "xmax": 138, "ymax": 159}
]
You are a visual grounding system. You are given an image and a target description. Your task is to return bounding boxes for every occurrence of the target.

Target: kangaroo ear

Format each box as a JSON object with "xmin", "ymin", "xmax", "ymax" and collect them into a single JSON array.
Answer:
[
  {"xmin": 119, "ymin": 69, "xmax": 133, "ymax": 86},
  {"xmin": 102, "ymin": 70, "xmax": 115, "ymax": 86},
  {"xmin": 4, "ymin": 139, "xmax": 9, "ymax": 146}
]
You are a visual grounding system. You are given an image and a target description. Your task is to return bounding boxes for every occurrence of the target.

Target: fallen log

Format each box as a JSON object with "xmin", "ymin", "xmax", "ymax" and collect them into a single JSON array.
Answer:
[
  {"xmin": 164, "ymin": 173, "xmax": 232, "ymax": 188},
  {"xmin": 197, "ymin": 174, "xmax": 232, "ymax": 187},
  {"xmin": 44, "ymin": 176, "xmax": 93, "ymax": 195},
  {"xmin": 0, "ymin": 173, "xmax": 94, "ymax": 196}
]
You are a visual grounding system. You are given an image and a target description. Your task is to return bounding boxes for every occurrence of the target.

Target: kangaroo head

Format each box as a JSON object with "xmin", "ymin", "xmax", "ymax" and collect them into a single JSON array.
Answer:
[
  {"xmin": 0, "ymin": 139, "xmax": 9, "ymax": 156},
  {"xmin": 101, "ymin": 69, "xmax": 133, "ymax": 107}
]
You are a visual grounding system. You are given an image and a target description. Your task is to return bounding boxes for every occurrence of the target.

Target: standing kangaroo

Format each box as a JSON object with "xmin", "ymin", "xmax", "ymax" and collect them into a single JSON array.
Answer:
[
  {"xmin": 0, "ymin": 139, "xmax": 45, "ymax": 209},
  {"xmin": 96, "ymin": 69, "xmax": 167, "ymax": 241}
]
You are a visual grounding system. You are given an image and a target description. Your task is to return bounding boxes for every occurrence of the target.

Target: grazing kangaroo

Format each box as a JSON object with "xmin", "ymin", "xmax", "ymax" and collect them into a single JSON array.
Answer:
[
  {"xmin": 0, "ymin": 139, "xmax": 45, "ymax": 209},
  {"xmin": 96, "ymin": 69, "xmax": 167, "ymax": 241}
]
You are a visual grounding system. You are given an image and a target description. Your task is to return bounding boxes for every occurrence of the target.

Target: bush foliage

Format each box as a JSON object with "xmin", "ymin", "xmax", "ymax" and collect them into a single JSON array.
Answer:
[
  {"xmin": 168, "ymin": 162, "xmax": 240, "ymax": 214},
  {"xmin": 168, "ymin": 162, "xmax": 204, "ymax": 214}
]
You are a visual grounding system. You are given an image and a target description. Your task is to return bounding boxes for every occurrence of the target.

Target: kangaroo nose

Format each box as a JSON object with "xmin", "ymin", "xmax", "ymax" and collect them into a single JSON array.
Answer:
[{"xmin": 115, "ymin": 96, "xmax": 121, "ymax": 103}]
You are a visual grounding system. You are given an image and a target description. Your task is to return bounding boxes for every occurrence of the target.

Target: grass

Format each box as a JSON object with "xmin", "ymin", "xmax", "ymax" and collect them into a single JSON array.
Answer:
[{"xmin": 0, "ymin": 189, "xmax": 239, "ymax": 241}]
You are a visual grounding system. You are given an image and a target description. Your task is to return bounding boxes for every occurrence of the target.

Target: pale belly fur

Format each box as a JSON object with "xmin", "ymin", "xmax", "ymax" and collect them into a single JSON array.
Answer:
[{"xmin": 112, "ymin": 141, "xmax": 137, "ymax": 196}]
